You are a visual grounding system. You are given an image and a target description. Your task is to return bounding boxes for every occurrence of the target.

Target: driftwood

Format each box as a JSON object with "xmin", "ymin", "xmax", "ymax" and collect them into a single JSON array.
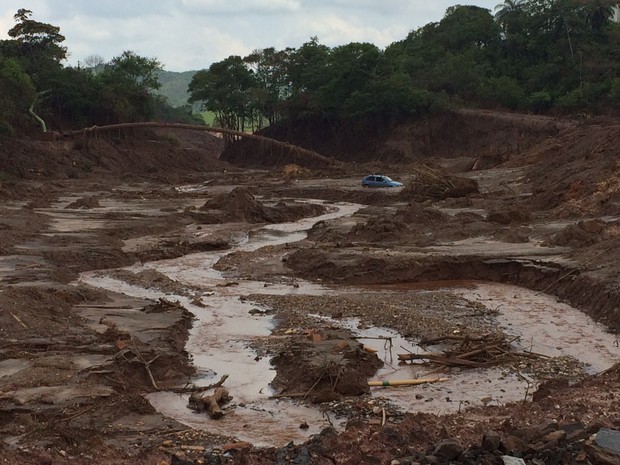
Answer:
[
  {"xmin": 173, "ymin": 374, "xmax": 229, "ymax": 394},
  {"xmin": 399, "ymin": 334, "xmax": 547, "ymax": 369},
  {"xmin": 368, "ymin": 377, "xmax": 448, "ymax": 387},
  {"xmin": 189, "ymin": 387, "xmax": 232, "ymax": 419}
]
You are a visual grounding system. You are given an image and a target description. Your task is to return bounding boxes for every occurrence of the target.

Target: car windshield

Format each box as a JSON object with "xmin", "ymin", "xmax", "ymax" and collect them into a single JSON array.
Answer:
[{"xmin": 382, "ymin": 176, "xmax": 394, "ymax": 182}]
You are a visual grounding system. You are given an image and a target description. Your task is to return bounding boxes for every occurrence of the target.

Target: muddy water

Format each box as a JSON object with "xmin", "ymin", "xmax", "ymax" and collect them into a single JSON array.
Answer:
[
  {"xmin": 80, "ymin": 201, "xmax": 361, "ymax": 447},
  {"xmin": 78, "ymin": 198, "xmax": 620, "ymax": 446},
  {"xmin": 340, "ymin": 283, "xmax": 619, "ymax": 416},
  {"xmin": 456, "ymin": 283, "xmax": 620, "ymax": 374}
]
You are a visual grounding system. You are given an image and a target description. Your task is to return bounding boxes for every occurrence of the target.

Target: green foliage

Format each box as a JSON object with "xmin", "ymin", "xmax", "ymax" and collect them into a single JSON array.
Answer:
[
  {"xmin": 482, "ymin": 76, "xmax": 526, "ymax": 109},
  {"xmin": 0, "ymin": 53, "xmax": 36, "ymax": 133},
  {"xmin": 8, "ymin": 9, "xmax": 67, "ymax": 64},
  {"xmin": 527, "ymin": 91, "xmax": 553, "ymax": 113},
  {"xmin": 2, "ymin": 2, "xmax": 620, "ymax": 137},
  {"xmin": 188, "ymin": 55, "xmax": 259, "ymax": 131},
  {"xmin": 95, "ymin": 51, "xmax": 163, "ymax": 123}
]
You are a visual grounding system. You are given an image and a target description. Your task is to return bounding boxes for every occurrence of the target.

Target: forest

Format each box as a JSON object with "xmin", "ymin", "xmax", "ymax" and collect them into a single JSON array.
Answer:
[{"xmin": 1, "ymin": 1, "xmax": 619, "ymax": 136}]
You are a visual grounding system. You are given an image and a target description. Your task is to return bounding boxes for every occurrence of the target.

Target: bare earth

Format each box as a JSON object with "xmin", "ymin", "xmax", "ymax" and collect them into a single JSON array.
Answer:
[{"xmin": 0, "ymin": 112, "xmax": 619, "ymax": 464}]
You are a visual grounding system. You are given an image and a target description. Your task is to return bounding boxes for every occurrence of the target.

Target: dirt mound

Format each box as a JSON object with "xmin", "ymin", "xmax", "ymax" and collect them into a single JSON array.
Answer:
[
  {"xmin": 544, "ymin": 219, "xmax": 609, "ymax": 248},
  {"xmin": 200, "ymin": 187, "xmax": 326, "ymax": 224},
  {"xmin": 486, "ymin": 205, "xmax": 532, "ymax": 225},
  {"xmin": 347, "ymin": 215, "xmax": 409, "ymax": 244},
  {"xmin": 270, "ymin": 331, "xmax": 383, "ymax": 403},
  {"xmin": 395, "ymin": 202, "xmax": 451, "ymax": 225}
]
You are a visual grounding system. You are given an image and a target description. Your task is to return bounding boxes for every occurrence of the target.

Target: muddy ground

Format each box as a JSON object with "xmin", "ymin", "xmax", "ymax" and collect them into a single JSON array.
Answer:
[{"xmin": 0, "ymin": 111, "xmax": 619, "ymax": 464}]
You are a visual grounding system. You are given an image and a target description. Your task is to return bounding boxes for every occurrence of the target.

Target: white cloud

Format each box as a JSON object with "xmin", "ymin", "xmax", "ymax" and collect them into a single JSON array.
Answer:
[
  {"xmin": 1, "ymin": 0, "xmax": 500, "ymax": 71},
  {"xmin": 181, "ymin": 0, "xmax": 301, "ymax": 15}
]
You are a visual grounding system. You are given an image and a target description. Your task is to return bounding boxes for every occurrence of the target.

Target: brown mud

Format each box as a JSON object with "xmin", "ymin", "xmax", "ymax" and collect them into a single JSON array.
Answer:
[{"xmin": 0, "ymin": 113, "xmax": 619, "ymax": 464}]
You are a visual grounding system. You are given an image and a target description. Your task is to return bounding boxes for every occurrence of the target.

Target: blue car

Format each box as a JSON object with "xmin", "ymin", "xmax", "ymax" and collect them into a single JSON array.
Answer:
[{"xmin": 361, "ymin": 175, "xmax": 403, "ymax": 188}]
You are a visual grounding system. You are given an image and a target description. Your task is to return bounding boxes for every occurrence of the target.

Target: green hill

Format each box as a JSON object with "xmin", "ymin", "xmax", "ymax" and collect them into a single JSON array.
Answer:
[{"xmin": 156, "ymin": 70, "xmax": 197, "ymax": 108}]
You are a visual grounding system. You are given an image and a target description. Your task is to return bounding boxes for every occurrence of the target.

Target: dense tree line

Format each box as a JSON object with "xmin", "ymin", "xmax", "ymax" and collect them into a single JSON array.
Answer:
[
  {"xmin": 1, "ymin": 2, "xmax": 619, "ymax": 136},
  {"xmin": 0, "ymin": 9, "xmax": 198, "ymax": 135},
  {"xmin": 189, "ymin": 0, "xmax": 620, "ymax": 132}
]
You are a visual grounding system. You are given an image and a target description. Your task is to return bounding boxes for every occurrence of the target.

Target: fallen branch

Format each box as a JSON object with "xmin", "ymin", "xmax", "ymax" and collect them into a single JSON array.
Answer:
[
  {"xmin": 368, "ymin": 377, "xmax": 448, "ymax": 387},
  {"xmin": 172, "ymin": 374, "xmax": 229, "ymax": 394},
  {"xmin": 10, "ymin": 312, "xmax": 28, "ymax": 329}
]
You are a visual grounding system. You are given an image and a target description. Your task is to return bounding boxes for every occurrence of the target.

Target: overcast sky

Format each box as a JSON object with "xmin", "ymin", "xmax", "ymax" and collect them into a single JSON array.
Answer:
[{"xmin": 1, "ymin": 1, "xmax": 500, "ymax": 72}]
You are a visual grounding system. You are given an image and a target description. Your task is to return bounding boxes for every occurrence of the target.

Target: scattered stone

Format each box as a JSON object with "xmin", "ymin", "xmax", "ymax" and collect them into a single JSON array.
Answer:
[
  {"xmin": 596, "ymin": 428, "xmax": 620, "ymax": 455},
  {"xmin": 502, "ymin": 435, "xmax": 527, "ymax": 455},
  {"xmin": 432, "ymin": 438, "xmax": 463, "ymax": 461},
  {"xmin": 501, "ymin": 456, "xmax": 526, "ymax": 465},
  {"xmin": 482, "ymin": 430, "xmax": 502, "ymax": 452},
  {"xmin": 543, "ymin": 429, "xmax": 567, "ymax": 445}
]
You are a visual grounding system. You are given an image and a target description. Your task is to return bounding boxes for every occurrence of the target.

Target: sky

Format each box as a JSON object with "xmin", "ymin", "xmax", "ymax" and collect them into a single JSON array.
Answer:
[{"xmin": 0, "ymin": 0, "xmax": 500, "ymax": 72}]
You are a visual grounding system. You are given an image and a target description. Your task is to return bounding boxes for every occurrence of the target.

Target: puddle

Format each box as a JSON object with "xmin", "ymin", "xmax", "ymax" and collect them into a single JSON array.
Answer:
[{"xmin": 76, "ymin": 195, "xmax": 620, "ymax": 445}]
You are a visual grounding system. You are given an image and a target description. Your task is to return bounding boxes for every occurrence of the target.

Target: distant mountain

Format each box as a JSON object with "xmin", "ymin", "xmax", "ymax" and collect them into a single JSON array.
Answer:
[{"xmin": 156, "ymin": 70, "xmax": 197, "ymax": 108}]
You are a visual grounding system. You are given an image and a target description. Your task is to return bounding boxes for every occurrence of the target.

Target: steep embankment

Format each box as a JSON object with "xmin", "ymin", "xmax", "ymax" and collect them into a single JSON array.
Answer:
[{"xmin": 221, "ymin": 109, "xmax": 569, "ymax": 166}]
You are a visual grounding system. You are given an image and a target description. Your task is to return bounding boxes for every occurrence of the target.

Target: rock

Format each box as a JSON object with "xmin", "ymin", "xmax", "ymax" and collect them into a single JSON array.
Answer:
[
  {"xmin": 501, "ymin": 435, "xmax": 527, "ymax": 455},
  {"xmin": 501, "ymin": 456, "xmax": 526, "ymax": 465},
  {"xmin": 596, "ymin": 428, "xmax": 620, "ymax": 455},
  {"xmin": 561, "ymin": 422, "xmax": 588, "ymax": 442},
  {"xmin": 482, "ymin": 430, "xmax": 502, "ymax": 452},
  {"xmin": 222, "ymin": 441, "xmax": 252, "ymax": 451},
  {"xmin": 171, "ymin": 455, "xmax": 197, "ymax": 465},
  {"xmin": 432, "ymin": 439, "xmax": 463, "ymax": 461},
  {"xmin": 515, "ymin": 420, "xmax": 558, "ymax": 442},
  {"xmin": 543, "ymin": 429, "xmax": 567, "ymax": 445},
  {"xmin": 584, "ymin": 444, "xmax": 620, "ymax": 465}
]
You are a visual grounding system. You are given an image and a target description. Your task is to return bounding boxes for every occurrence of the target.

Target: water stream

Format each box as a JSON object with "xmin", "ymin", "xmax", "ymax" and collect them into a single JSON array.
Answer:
[{"xmin": 78, "ymin": 199, "xmax": 620, "ymax": 446}]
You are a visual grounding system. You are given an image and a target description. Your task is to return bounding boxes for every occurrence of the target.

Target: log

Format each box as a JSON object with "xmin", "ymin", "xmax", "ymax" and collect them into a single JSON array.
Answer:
[{"xmin": 189, "ymin": 387, "xmax": 232, "ymax": 419}]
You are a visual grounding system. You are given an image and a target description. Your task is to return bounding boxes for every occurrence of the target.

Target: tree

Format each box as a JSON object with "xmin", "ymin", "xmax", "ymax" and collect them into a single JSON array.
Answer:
[
  {"xmin": 8, "ymin": 9, "xmax": 67, "ymax": 63},
  {"xmin": 0, "ymin": 53, "xmax": 36, "ymax": 133},
  {"xmin": 494, "ymin": 0, "xmax": 529, "ymax": 35},
  {"xmin": 188, "ymin": 56, "xmax": 258, "ymax": 132},
  {"xmin": 578, "ymin": 0, "xmax": 618, "ymax": 32},
  {"xmin": 310, "ymin": 42, "xmax": 383, "ymax": 118},
  {"xmin": 97, "ymin": 51, "xmax": 163, "ymax": 123},
  {"xmin": 436, "ymin": 5, "xmax": 501, "ymax": 52},
  {"xmin": 244, "ymin": 47, "xmax": 294, "ymax": 125}
]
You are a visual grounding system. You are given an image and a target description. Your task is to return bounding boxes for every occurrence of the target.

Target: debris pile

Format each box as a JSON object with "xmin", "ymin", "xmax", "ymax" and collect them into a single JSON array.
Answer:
[
  {"xmin": 398, "ymin": 333, "xmax": 544, "ymax": 369},
  {"xmin": 400, "ymin": 165, "xmax": 479, "ymax": 201}
]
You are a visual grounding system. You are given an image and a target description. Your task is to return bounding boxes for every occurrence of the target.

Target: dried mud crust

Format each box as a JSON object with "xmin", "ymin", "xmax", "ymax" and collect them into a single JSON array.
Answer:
[{"xmin": 0, "ymin": 114, "xmax": 619, "ymax": 464}]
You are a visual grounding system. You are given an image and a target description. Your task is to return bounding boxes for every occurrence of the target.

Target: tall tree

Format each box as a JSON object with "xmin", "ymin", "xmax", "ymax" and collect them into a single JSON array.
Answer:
[
  {"xmin": 97, "ymin": 51, "xmax": 163, "ymax": 123},
  {"xmin": 578, "ymin": 0, "xmax": 618, "ymax": 32},
  {"xmin": 0, "ymin": 53, "xmax": 36, "ymax": 133},
  {"xmin": 188, "ymin": 55, "xmax": 258, "ymax": 132},
  {"xmin": 494, "ymin": 0, "xmax": 529, "ymax": 35}
]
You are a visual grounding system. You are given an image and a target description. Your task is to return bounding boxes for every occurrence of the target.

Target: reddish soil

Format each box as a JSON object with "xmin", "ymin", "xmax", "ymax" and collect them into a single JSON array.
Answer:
[{"xmin": 0, "ymin": 112, "xmax": 619, "ymax": 464}]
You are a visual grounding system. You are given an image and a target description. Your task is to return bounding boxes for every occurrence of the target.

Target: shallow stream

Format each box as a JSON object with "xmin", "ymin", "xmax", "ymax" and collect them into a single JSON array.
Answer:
[{"xmin": 79, "ymin": 199, "xmax": 620, "ymax": 447}]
